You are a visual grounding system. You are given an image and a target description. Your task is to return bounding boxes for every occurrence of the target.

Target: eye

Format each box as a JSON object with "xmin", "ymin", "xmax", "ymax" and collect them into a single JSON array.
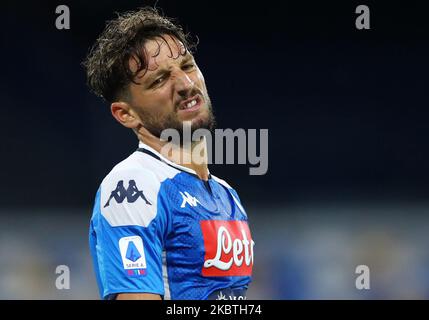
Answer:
[
  {"xmin": 151, "ymin": 76, "xmax": 166, "ymax": 87},
  {"xmin": 182, "ymin": 63, "xmax": 195, "ymax": 71}
]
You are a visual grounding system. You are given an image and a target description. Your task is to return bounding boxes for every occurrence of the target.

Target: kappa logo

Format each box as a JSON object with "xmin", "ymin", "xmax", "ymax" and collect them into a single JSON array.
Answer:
[
  {"xmin": 104, "ymin": 180, "xmax": 151, "ymax": 208},
  {"xmin": 180, "ymin": 191, "xmax": 200, "ymax": 208}
]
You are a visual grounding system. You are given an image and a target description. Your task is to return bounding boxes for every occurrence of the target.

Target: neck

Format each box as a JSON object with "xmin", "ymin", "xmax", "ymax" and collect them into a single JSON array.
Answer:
[{"xmin": 139, "ymin": 133, "xmax": 210, "ymax": 181}]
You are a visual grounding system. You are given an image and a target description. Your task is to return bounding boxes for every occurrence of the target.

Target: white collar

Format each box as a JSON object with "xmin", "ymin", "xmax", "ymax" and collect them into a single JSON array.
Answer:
[{"xmin": 138, "ymin": 141, "xmax": 211, "ymax": 177}]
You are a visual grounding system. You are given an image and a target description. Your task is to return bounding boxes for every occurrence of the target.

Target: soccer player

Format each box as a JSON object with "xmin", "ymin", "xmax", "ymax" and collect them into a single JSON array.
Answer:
[{"xmin": 85, "ymin": 7, "xmax": 254, "ymax": 300}]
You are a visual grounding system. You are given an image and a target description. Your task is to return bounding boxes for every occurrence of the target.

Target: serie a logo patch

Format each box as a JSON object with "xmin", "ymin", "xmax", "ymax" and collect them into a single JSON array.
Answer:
[{"xmin": 118, "ymin": 236, "xmax": 147, "ymax": 276}]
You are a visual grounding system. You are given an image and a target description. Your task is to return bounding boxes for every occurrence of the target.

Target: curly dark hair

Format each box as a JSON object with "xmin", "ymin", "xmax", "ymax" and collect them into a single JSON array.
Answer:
[{"xmin": 83, "ymin": 7, "xmax": 197, "ymax": 103}]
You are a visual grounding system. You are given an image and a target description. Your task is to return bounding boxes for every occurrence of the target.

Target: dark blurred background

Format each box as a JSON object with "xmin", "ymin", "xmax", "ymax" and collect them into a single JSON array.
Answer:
[{"xmin": 0, "ymin": 0, "xmax": 428, "ymax": 299}]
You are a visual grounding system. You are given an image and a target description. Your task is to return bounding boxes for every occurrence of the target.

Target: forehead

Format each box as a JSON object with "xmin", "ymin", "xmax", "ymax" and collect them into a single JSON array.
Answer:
[
  {"xmin": 129, "ymin": 35, "xmax": 191, "ymax": 77},
  {"xmin": 144, "ymin": 35, "xmax": 189, "ymax": 71}
]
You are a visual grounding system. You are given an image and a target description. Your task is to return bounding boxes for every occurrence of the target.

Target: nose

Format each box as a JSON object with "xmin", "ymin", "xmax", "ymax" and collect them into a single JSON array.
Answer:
[{"xmin": 174, "ymin": 70, "xmax": 195, "ymax": 98}]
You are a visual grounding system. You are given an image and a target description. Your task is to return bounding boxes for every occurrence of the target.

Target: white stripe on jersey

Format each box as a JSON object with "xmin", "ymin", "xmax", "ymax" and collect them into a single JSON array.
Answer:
[{"xmin": 162, "ymin": 251, "xmax": 171, "ymax": 300}]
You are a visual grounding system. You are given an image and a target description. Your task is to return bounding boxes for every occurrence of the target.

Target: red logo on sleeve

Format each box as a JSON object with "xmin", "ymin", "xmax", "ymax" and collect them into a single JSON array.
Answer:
[{"xmin": 200, "ymin": 220, "xmax": 255, "ymax": 277}]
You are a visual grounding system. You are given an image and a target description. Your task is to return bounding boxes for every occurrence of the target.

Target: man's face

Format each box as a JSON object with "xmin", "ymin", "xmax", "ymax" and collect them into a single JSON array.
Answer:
[{"xmin": 127, "ymin": 35, "xmax": 215, "ymax": 139}]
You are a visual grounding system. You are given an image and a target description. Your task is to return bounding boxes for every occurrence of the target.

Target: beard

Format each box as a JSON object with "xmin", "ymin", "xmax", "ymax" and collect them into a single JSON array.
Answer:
[{"xmin": 137, "ymin": 95, "xmax": 216, "ymax": 141}]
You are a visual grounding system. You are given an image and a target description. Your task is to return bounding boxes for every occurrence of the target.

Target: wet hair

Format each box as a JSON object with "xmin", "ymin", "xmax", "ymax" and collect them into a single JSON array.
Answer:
[{"xmin": 83, "ymin": 7, "xmax": 197, "ymax": 102}]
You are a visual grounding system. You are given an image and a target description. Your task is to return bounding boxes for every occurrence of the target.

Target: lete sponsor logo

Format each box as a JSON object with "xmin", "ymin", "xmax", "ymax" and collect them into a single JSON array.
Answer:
[{"xmin": 200, "ymin": 220, "xmax": 255, "ymax": 276}]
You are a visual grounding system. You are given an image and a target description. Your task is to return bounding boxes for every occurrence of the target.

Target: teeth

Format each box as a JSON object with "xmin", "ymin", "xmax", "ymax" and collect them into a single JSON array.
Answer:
[{"xmin": 184, "ymin": 99, "xmax": 197, "ymax": 109}]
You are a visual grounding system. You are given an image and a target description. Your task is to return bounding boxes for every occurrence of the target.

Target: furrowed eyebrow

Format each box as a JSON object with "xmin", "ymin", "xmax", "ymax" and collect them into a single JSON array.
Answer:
[
  {"xmin": 145, "ymin": 67, "xmax": 170, "ymax": 84},
  {"xmin": 144, "ymin": 53, "xmax": 195, "ymax": 84},
  {"xmin": 181, "ymin": 53, "xmax": 194, "ymax": 64}
]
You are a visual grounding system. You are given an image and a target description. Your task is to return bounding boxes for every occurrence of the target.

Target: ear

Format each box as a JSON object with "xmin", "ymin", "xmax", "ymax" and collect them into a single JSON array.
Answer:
[{"xmin": 110, "ymin": 102, "xmax": 140, "ymax": 129}]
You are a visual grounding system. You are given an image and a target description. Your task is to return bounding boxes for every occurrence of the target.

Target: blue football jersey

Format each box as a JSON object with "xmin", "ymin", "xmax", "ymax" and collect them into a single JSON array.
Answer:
[{"xmin": 89, "ymin": 142, "xmax": 254, "ymax": 300}]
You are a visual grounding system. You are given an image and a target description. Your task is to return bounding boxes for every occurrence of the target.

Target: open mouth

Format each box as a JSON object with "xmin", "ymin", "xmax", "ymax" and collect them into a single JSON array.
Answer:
[{"xmin": 178, "ymin": 95, "xmax": 202, "ymax": 112}]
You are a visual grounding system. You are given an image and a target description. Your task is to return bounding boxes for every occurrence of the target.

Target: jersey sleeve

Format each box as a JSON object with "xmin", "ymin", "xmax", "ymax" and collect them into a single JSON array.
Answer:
[{"xmin": 89, "ymin": 166, "xmax": 169, "ymax": 299}]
